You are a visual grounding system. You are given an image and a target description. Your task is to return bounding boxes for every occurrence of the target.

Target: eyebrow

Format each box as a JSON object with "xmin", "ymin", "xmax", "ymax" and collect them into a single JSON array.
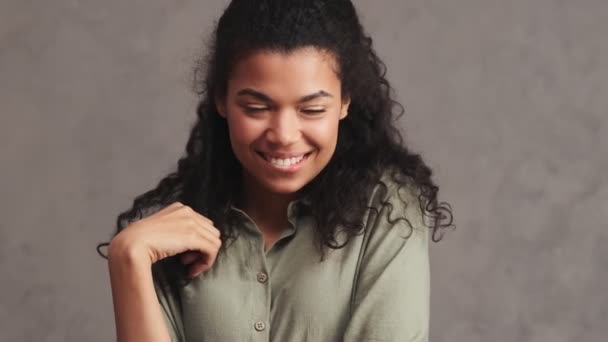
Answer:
[{"xmin": 235, "ymin": 88, "xmax": 333, "ymax": 104}]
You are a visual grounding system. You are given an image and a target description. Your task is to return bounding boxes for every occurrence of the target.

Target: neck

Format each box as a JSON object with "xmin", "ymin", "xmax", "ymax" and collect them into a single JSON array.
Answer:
[{"xmin": 239, "ymin": 172, "xmax": 295, "ymax": 232}]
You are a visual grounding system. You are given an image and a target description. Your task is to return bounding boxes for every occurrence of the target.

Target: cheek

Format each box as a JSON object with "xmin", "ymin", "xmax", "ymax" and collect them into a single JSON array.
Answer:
[
  {"xmin": 226, "ymin": 116, "xmax": 261, "ymax": 146},
  {"xmin": 305, "ymin": 119, "xmax": 340, "ymax": 148}
]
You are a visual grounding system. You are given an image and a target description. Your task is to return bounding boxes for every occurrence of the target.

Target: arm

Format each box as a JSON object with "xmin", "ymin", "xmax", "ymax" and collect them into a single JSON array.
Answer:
[
  {"xmin": 106, "ymin": 202, "xmax": 221, "ymax": 342},
  {"xmin": 343, "ymin": 184, "xmax": 431, "ymax": 342},
  {"xmin": 108, "ymin": 245, "xmax": 176, "ymax": 342}
]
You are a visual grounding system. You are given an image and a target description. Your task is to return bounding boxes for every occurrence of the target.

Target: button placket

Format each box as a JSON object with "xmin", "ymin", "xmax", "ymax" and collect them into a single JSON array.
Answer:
[{"xmin": 247, "ymin": 232, "xmax": 270, "ymax": 337}]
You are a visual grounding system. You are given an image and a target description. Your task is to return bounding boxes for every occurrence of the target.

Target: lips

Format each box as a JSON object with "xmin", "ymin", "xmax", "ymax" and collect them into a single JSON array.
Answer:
[
  {"xmin": 256, "ymin": 151, "xmax": 312, "ymax": 161},
  {"xmin": 256, "ymin": 151, "xmax": 313, "ymax": 169}
]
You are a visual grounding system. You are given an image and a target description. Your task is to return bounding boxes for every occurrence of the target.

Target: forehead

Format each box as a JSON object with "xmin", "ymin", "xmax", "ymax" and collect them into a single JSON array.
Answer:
[{"xmin": 228, "ymin": 47, "xmax": 341, "ymax": 99}]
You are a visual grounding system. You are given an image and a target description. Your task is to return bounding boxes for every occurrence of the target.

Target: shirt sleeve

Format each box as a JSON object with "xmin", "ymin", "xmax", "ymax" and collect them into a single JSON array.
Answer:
[
  {"xmin": 152, "ymin": 263, "xmax": 186, "ymax": 342},
  {"xmin": 342, "ymin": 181, "xmax": 431, "ymax": 342}
]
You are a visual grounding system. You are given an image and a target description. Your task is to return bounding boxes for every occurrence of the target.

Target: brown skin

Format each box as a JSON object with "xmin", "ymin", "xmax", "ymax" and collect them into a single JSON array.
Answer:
[
  {"xmin": 216, "ymin": 47, "xmax": 350, "ymax": 242},
  {"xmin": 109, "ymin": 202, "xmax": 222, "ymax": 275},
  {"xmin": 107, "ymin": 202, "xmax": 221, "ymax": 342}
]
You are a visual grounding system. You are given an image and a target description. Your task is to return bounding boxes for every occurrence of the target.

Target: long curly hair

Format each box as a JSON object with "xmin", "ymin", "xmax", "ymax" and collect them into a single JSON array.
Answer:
[{"xmin": 97, "ymin": 0, "xmax": 454, "ymax": 281}]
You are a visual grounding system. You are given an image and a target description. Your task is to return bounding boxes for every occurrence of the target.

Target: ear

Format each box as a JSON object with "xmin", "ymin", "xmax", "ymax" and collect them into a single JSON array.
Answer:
[
  {"xmin": 215, "ymin": 93, "xmax": 227, "ymax": 118},
  {"xmin": 339, "ymin": 96, "xmax": 351, "ymax": 120}
]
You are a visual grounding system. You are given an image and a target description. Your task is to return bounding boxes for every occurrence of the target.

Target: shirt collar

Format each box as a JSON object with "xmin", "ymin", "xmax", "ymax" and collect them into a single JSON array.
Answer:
[{"xmin": 228, "ymin": 196, "xmax": 312, "ymax": 232}]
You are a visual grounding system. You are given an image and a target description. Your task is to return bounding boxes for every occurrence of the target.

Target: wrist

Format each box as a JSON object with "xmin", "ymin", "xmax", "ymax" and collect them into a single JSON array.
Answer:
[{"xmin": 108, "ymin": 235, "xmax": 151, "ymax": 269}]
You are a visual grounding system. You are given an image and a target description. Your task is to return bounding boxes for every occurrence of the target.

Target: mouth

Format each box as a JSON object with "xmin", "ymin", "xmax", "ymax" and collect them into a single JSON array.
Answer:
[{"xmin": 255, "ymin": 151, "xmax": 313, "ymax": 171}]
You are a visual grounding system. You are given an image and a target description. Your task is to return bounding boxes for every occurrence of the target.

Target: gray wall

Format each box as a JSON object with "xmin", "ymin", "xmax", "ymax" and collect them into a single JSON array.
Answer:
[{"xmin": 1, "ymin": 0, "xmax": 606, "ymax": 341}]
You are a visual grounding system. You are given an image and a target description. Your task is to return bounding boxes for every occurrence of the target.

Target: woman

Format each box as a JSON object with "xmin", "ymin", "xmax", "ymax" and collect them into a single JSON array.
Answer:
[{"xmin": 99, "ymin": 0, "xmax": 454, "ymax": 341}]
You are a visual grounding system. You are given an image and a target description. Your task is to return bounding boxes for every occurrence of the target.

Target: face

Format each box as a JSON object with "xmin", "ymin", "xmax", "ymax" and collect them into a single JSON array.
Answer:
[{"xmin": 216, "ymin": 47, "xmax": 350, "ymax": 196}]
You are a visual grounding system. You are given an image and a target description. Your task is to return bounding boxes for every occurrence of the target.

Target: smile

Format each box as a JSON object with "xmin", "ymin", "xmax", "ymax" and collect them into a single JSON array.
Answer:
[{"xmin": 256, "ymin": 151, "xmax": 312, "ymax": 170}]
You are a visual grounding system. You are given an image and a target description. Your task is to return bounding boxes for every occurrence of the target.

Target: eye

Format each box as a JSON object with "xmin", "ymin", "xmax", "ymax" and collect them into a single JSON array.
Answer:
[
  {"xmin": 243, "ymin": 106, "xmax": 269, "ymax": 114},
  {"xmin": 301, "ymin": 108, "xmax": 326, "ymax": 115}
]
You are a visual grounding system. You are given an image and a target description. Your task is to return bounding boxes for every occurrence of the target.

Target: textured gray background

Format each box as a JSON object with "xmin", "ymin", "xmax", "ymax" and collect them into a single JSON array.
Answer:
[{"xmin": 1, "ymin": 0, "xmax": 606, "ymax": 341}]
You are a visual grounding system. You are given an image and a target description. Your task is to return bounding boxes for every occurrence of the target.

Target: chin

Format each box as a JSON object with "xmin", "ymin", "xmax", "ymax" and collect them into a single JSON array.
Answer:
[{"xmin": 259, "ymin": 178, "xmax": 309, "ymax": 195}]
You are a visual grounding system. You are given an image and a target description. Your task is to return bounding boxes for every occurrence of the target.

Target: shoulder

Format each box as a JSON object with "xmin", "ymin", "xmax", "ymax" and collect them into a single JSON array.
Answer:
[
  {"xmin": 351, "ymin": 169, "xmax": 430, "ymax": 294},
  {"xmin": 346, "ymin": 172, "xmax": 431, "ymax": 342},
  {"xmin": 351, "ymin": 169, "xmax": 429, "ymax": 268},
  {"xmin": 365, "ymin": 168, "xmax": 427, "ymax": 235}
]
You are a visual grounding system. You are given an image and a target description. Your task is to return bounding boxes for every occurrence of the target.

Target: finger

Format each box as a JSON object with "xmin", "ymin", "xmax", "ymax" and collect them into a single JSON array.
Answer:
[
  {"xmin": 182, "ymin": 206, "xmax": 215, "ymax": 227},
  {"xmin": 182, "ymin": 208, "xmax": 221, "ymax": 239},
  {"xmin": 181, "ymin": 224, "xmax": 222, "ymax": 257},
  {"xmin": 180, "ymin": 216, "xmax": 219, "ymax": 243},
  {"xmin": 192, "ymin": 216, "xmax": 221, "ymax": 239},
  {"xmin": 194, "ymin": 227, "xmax": 222, "ymax": 253},
  {"xmin": 157, "ymin": 201, "xmax": 185, "ymax": 216},
  {"xmin": 180, "ymin": 251, "xmax": 201, "ymax": 265},
  {"xmin": 190, "ymin": 231, "xmax": 221, "ymax": 271},
  {"xmin": 188, "ymin": 258, "xmax": 213, "ymax": 278}
]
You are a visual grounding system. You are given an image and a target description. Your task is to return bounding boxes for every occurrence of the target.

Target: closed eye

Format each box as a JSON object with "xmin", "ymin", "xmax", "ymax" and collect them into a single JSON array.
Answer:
[
  {"xmin": 301, "ymin": 108, "xmax": 326, "ymax": 115},
  {"xmin": 243, "ymin": 106, "xmax": 269, "ymax": 114}
]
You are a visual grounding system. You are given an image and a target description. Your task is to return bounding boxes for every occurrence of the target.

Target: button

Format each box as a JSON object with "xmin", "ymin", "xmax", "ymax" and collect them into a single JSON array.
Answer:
[
  {"xmin": 257, "ymin": 272, "xmax": 268, "ymax": 283},
  {"xmin": 254, "ymin": 321, "xmax": 266, "ymax": 331}
]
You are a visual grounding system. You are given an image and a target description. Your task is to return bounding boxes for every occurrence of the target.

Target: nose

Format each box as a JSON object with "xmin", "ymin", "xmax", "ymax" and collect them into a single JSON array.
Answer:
[{"xmin": 265, "ymin": 110, "xmax": 301, "ymax": 146}]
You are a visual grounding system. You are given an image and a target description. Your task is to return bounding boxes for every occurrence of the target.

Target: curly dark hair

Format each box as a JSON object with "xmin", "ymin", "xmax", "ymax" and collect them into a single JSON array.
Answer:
[{"xmin": 97, "ymin": 0, "xmax": 454, "ymax": 281}]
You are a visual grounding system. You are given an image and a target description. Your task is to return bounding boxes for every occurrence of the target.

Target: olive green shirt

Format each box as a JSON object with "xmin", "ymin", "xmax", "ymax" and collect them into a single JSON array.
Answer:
[{"xmin": 153, "ymin": 173, "xmax": 430, "ymax": 341}]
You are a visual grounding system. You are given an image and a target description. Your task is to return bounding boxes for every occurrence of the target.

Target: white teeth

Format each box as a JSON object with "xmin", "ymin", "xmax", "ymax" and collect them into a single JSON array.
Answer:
[{"xmin": 267, "ymin": 154, "xmax": 305, "ymax": 168}]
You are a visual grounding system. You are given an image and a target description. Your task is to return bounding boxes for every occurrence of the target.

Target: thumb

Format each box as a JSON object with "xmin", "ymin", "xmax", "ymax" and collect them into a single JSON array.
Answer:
[{"xmin": 187, "ymin": 255, "xmax": 214, "ymax": 278}]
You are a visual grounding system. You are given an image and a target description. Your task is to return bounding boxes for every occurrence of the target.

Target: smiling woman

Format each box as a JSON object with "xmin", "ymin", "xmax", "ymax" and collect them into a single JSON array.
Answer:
[
  {"xmin": 97, "ymin": 1, "xmax": 454, "ymax": 341},
  {"xmin": 217, "ymin": 48, "xmax": 350, "ymax": 196}
]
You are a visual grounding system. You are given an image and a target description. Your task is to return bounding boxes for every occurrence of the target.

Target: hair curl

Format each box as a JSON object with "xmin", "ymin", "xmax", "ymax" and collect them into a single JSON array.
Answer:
[{"xmin": 97, "ymin": 0, "xmax": 454, "ymax": 282}]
